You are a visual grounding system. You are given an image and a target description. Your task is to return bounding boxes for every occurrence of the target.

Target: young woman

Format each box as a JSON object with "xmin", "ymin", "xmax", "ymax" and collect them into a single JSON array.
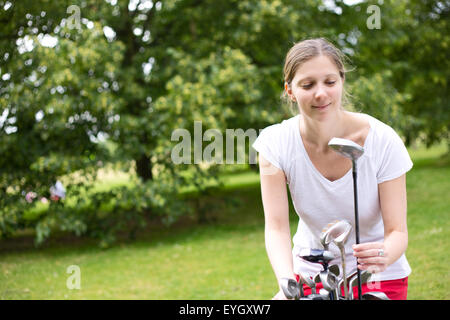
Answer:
[{"xmin": 252, "ymin": 38, "xmax": 412, "ymax": 300}]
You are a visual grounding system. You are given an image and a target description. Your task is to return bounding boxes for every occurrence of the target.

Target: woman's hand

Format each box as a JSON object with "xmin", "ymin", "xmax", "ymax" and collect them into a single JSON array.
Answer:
[
  {"xmin": 353, "ymin": 175, "xmax": 409, "ymax": 274},
  {"xmin": 352, "ymin": 242, "xmax": 389, "ymax": 274}
]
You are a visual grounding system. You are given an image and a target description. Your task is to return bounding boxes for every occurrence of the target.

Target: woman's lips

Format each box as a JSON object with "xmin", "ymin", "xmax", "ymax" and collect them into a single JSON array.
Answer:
[{"xmin": 312, "ymin": 103, "xmax": 331, "ymax": 109}]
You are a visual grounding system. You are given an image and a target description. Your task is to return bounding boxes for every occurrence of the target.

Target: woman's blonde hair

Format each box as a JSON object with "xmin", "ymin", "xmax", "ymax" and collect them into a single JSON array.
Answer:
[{"xmin": 281, "ymin": 38, "xmax": 353, "ymax": 113}]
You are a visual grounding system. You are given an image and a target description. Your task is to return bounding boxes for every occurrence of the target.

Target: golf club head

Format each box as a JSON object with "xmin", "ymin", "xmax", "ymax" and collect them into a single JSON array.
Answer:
[
  {"xmin": 301, "ymin": 275, "xmax": 316, "ymax": 294},
  {"xmin": 348, "ymin": 270, "xmax": 372, "ymax": 287},
  {"xmin": 333, "ymin": 221, "xmax": 353, "ymax": 247},
  {"xmin": 329, "ymin": 264, "xmax": 340, "ymax": 278},
  {"xmin": 362, "ymin": 291, "xmax": 390, "ymax": 300},
  {"xmin": 314, "ymin": 266, "xmax": 340, "ymax": 283},
  {"xmin": 323, "ymin": 221, "xmax": 352, "ymax": 299},
  {"xmin": 348, "ymin": 270, "xmax": 372, "ymax": 300},
  {"xmin": 315, "ymin": 267, "xmax": 340, "ymax": 300},
  {"xmin": 321, "ymin": 220, "xmax": 353, "ymax": 249},
  {"xmin": 280, "ymin": 278, "xmax": 300, "ymax": 300},
  {"xmin": 328, "ymin": 137, "xmax": 364, "ymax": 161},
  {"xmin": 320, "ymin": 220, "xmax": 338, "ymax": 250},
  {"xmin": 319, "ymin": 270, "xmax": 338, "ymax": 292},
  {"xmin": 314, "ymin": 273, "xmax": 321, "ymax": 284}
]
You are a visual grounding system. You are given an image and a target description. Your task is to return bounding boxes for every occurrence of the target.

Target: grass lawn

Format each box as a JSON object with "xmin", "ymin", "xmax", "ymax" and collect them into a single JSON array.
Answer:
[
  {"xmin": 0, "ymin": 144, "xmax": 448, "ymax": 300},
  {"xmin": 403, "ymin": 144, "xmax": 450, "ymax": 299}
]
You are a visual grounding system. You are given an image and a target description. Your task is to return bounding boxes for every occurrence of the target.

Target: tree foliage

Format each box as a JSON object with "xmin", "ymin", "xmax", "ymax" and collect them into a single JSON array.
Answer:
[{"xmin": 340, "ymin": 0, "xmax": 449, "ymax": 145}]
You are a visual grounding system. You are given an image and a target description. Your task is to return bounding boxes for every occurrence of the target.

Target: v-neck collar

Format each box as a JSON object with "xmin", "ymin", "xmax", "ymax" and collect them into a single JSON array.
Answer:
[{"xmin": 295, "ymin": 113, "xmax": 373, "ymax": 185}]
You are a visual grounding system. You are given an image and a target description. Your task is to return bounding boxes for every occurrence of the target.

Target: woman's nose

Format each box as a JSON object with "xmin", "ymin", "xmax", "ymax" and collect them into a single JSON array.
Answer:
[{"xmin": 314, "ymin": 84, "xmax": 327, "ymax": 100}]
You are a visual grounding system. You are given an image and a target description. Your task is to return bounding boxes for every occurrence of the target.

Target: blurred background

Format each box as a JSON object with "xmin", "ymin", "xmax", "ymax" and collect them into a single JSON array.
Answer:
[{"xmin": 0, "ymin": 0, "xmax": 448, "ymax": 299}]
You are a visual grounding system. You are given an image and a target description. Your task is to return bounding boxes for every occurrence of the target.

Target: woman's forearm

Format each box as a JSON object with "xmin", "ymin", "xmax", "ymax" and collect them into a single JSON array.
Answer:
[
  {"xmin": 384, "ymin": 230, "xmax": 408, "ymax": 266},
  {"xmin": 265, "ymin": 226, "xmax": 296, "ymax": 284}
]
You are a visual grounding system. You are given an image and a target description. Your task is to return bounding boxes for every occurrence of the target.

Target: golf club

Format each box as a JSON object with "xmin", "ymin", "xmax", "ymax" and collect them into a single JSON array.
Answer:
[
  {"xmin": 319, "ymin": 269, "xmax": 339, "ymax": 300},
  {"xmin": 338, "ymin": 270, "xmax": 357, "ymax": 300},
  {"xmin": 314, "ymin": 272, "xmax": 321, "ymax": 284},
  {"xmin": 320, "ymin": 220, "xmax": 338, "ymax": 250},
  {"xmin": 329, "ymin": 264, "xmax": 340, "ymax": 278},
  {"xmin": 348, "ymin": 270, "xmax": 372, "ymax": 300},
  {"xmin": 321, "ymin": 220, "xmax": 353, "ymax": 299},
  {"xmin": 314, "ymin": 265, "xmax": 340, "ymax": 300},
  {"xmin": 332, "ymin": 221, "xmax": 352, "ymax": 299},
  {"xmin": 298, "ymin": 249, "xmax": 336, "ymax": 300},
  {"xmin": 302, "ymin": 275, "xmax": 317, "ymax": 294},
  {"xmin": 313, "ymin": 265, "xmax": 340, "ymax": 284},
  {"xmin": 328, "ymin": 137, "xmax": 364, "ymax": 300},
  {"xmin": 280, "ymin": 278, "xmax": 301, "ymax": 300}
]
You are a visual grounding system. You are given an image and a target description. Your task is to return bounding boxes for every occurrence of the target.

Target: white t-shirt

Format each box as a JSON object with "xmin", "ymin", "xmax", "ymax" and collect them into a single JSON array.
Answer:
[{"xmin": 252, "ymin": 112, "xmax": 413, "ymax": 281}]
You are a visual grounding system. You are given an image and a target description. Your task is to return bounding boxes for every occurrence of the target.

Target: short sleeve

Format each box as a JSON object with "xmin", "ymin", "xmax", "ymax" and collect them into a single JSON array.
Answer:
[
  {"xmin": 377, "ymin": 127, "xmax": 413, "ymax": 184},
  {"xmin": 252, "ymin": 124, "xmax": 283, "ymax": 171}
]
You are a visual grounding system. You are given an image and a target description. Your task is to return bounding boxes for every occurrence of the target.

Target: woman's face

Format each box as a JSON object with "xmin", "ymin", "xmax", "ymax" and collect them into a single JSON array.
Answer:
[{"xmin": 286, "ymin": 55, "xmax": 344, "ymax": 120}]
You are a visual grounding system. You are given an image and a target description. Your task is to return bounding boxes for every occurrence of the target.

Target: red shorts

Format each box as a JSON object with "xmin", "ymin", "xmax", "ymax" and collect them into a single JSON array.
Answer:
[{"xmin": 295, "ymin": 274, "xmax": 408, "ymax": 300}]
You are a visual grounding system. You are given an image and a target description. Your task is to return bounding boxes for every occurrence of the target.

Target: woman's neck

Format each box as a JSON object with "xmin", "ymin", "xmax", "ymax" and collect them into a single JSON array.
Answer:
[{"xmin": 299, "ymin": 110, "xmax": 349, "ymax": 152}]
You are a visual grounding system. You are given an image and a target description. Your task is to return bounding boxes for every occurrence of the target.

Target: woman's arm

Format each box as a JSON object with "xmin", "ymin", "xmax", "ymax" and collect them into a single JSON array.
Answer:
[
  {"xmin": 258, "ymin": 154, "xmax": 296, "ymax": 289},
  {"xmin": 353, "ymin": 174, "xmax": 408, "ymax": 273}
]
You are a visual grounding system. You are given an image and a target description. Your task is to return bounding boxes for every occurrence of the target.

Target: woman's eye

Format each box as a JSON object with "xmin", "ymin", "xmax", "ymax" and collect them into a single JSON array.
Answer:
[
  {"xmin": 301, "ymin": 83, "xmax": 313, "ymax": 89},
  {"xmin": 326, "ymin": 81, "xmax": 336, "ymax": 86}
]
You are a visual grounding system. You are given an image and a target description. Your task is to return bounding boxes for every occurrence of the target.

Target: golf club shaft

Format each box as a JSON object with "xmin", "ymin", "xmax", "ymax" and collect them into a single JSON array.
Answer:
[
  {"xmin": 352, "ymin": 166, "xmax": 362, "ymax": 300},
  {"xmin": 339, "ymin": 247, "xmax": 349, "ymax": 299}
]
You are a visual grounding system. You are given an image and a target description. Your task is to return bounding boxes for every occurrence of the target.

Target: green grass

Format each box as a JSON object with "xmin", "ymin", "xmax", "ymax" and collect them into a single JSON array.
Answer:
[
  {"xmin": 0, "ymin": 187, "xmax": 275, "ymax": 300},
  {"xmin": 404, "ymin": 143, "xmax": 450, "ymax": 299},
  {"xmin": 0, "ymin": 143, "xmax": 448, "ymax": 300},
  {"xmin": 0, "ymin": 225, "xmax": 268, "ymax": 299}
]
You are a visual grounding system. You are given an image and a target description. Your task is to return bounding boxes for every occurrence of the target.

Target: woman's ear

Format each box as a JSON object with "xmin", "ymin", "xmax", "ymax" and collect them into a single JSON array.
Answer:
[{"xmin": 285, "ymin": 82, "xmax": 295, "ymax": 101}]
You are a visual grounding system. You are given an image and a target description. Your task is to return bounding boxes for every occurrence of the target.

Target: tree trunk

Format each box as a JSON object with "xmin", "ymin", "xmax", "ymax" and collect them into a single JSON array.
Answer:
[{"xmin": 136, "ymin": 154, "xmax": 153, "ymax": 182}]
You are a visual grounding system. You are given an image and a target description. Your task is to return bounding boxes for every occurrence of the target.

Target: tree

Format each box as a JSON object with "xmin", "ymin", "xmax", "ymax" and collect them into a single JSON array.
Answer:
[{"xmin": 337, "ymin": 0, "xmax": 449, "ymax": 147}]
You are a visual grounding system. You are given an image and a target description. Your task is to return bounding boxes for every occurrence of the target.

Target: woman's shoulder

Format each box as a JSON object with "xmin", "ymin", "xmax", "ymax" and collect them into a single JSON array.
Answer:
[
  {"xmin": 259, "ymin": 114, "xmax": 299, "ymax": 136},
  {"xmin": 253, "ymin": 115, "xmax": 300, "ymax": 172},
  {"xmin": 352, "ymin": 113, "xmax": 412, "ymax": 181},
  {"xmin": 352, "ymin": 112, "xmax": 408, "ymax": 164},
  {"xmin": 352, "ymin": 112, "xmax": 398, "ymax": 139}
]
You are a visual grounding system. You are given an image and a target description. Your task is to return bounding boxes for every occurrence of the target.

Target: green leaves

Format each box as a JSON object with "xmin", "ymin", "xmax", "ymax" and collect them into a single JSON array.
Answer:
[{"xmin": 347, "ymin": 0, "xmax": 449, "ymax": 145}]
